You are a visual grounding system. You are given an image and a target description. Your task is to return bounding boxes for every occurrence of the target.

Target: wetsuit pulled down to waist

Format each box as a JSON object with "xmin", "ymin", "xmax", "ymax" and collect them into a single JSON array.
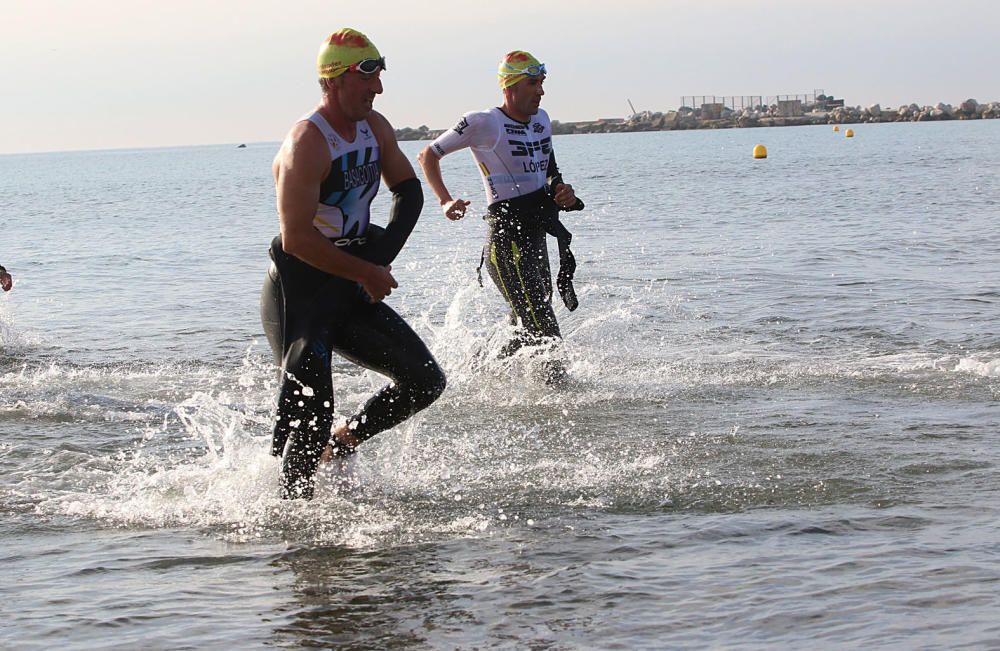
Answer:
[
  {"xmin": 260, "ymin": 236, "xmax": 446, "ymax": 498},
  {"xmin": 482, "ymin": 189, "xmax": 580, "ymax": 351}
]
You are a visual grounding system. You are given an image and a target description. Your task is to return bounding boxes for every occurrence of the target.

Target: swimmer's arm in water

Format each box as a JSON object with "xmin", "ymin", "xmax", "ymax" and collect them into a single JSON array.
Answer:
[
  {"xmin": 418, "ymin": 143, "xmax": 469, "ymax": 221},
  {"xmin": 274, "ymin": 120, "xmax": 396, "ymax": 302},
  {"xmin": 364, "ymin": 111, "xmax": 423, "ymax": 265},
  {"xmin": 546, "ymin": 151, "xmax": 584, "ymax": 212}
]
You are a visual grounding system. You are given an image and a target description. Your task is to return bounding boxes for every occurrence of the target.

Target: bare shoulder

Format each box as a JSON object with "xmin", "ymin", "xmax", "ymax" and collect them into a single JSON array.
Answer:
[
  {"xmin": 275, "ymin": 120, "xmax": 330, "ymax": 179},
  {"xmin": 367, "ymin": 110, "xmax": 398, "ymax": 147}
]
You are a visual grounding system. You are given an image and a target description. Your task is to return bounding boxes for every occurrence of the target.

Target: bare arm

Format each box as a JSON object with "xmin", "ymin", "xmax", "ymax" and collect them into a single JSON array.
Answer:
[
  {"xmin": 417, "ymin": 145, "xmax": 470, "ymax": 221},
  {"xmin": 369, "ymin": 111, "xmax": 415, "ymax": 187},
  {"xmin": 274, "ymin": 121, "xmax": 396, "ymax": 301}
]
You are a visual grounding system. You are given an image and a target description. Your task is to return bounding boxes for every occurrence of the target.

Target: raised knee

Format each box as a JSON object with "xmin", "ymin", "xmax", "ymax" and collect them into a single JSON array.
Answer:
[{"xmin": 414, "ymin": 362, "xmax": 446, "ymax": 407}]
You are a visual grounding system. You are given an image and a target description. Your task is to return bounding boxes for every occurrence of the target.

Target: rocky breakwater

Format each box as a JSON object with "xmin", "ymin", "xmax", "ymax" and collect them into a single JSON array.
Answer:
[
  {"xmin": 827, "ymin": 99, "xmax": 1000, "ymax": 123},
  {"xmin": 395, "ymin": 99, "xmax": 1000, "ymax": 140},
  {"xmin": 394, "ymin": 125, "xmax": 445, "ymax": 141},
  {"xmin": 547, "ymin": 99, "xmax": 1000, "ymax": 135}
]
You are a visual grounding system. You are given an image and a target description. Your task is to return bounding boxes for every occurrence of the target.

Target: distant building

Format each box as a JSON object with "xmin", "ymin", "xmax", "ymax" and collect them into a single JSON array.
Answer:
[
  {"xmin": 682, "ymin": 90, "xmax": 847, "ymax": 114},
  {"xmin": 814, "ymin": 94, "xmax": 845, "ymax": 111},
  {"xmin": 700, "ymin": 103, "xmax": 725, "ymax": 120},
  {"xmin": 777, "ymin": 100, "xmax": 803, "ymax": 117}
]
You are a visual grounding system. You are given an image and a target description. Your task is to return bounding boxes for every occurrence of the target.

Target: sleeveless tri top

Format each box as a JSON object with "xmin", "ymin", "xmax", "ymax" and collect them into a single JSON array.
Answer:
[
  {"xmin": 430, "ymin": 107, "xmax": 552, "ymax": 205},
  {"xmin": 305, "ymin": 111, "xmax": 381, "ymax": 241}
]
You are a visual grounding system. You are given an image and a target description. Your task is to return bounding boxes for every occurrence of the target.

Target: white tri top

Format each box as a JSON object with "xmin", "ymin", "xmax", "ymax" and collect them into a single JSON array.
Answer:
[
  {"xmin": 304, "ymin": 111, "xmax": 381, "ymax": 241},
  {"xmin": 430, "ymin": 107, "xmax": 553, "ymax": 205}
]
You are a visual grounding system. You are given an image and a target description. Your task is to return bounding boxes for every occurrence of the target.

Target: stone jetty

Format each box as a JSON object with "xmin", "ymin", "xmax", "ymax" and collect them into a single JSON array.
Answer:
[{"xmin": 395, "ymin": 99, "xmax": 1000, "ymax": 140}]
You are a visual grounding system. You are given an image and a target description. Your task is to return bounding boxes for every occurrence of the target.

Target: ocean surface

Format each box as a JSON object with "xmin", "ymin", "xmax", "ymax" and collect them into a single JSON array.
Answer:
[{"xmin": 2, "ymin": 120, "xmax": 999, "ymax": 649}]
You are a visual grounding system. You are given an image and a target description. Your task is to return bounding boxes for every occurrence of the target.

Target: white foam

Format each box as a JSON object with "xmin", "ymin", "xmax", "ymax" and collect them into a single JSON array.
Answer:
[
  {"xmin": 0, "ymin": 302, "xmax": 44, "ymax": 349},
  {"xmin": 955, "ymin": 356, "xmax": 1000, "ymax": 378}
]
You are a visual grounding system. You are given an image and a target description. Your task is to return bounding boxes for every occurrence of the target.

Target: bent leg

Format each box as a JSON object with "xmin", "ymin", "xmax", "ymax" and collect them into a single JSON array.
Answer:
[{"xmin": 330, "ymin": 301, "xmax": 446, "ymax": 445}]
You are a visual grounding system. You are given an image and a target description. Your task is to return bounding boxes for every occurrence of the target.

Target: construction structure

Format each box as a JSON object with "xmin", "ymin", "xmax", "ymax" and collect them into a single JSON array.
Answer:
[{"xmin": 679, "ymin": 90, "xmax": 843, "ymax": 115}]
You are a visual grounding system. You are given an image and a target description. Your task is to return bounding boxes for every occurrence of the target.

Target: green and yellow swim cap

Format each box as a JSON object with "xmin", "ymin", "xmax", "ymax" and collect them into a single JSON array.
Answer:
[
  {"xmin": 317, "ymin": 28, "xmax": 381, "ymax": 79},
  {"xmin": 497, "ymin": 50, "xmax": 545, "ymax": 89}
]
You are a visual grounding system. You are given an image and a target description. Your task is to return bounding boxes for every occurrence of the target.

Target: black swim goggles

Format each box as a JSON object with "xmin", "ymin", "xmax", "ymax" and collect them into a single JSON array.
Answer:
[
  {"xmin": 499, "ymin": 61, "xmax": 546, "ymax": 77},
  {"xmin": 346, "ymin": 57, "xmax": 387, "ymax": 74}
]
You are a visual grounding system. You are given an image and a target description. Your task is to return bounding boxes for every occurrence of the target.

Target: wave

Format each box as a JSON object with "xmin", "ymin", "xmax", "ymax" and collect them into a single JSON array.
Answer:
[{"xmin": 954, "ymin": 356, "xmax": 1000, "ymax": 378}]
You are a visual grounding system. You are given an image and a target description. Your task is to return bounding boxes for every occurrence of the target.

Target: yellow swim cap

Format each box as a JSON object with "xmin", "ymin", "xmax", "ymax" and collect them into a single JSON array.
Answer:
[
  {"xmin": 317, "ymin": 28, "xmax": 382, "ymax": 79},
  {"xmin": 497, "ymin": 51, "xmax": 545, "ymax": 89}
]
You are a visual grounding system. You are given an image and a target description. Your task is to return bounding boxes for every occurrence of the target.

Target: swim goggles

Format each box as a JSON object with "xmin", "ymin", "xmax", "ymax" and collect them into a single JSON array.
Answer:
[
  {"xmin": 346, "ymin": 57, "xmax": 387, "ymax": 74},
  {"xmin": 499, "ymin": 62, "xmax": 546, "ymax": 77}
]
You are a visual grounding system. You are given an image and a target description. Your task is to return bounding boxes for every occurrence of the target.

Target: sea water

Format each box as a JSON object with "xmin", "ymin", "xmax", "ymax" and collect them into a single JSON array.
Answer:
[{"xmin": 2, "ymin": 120, "xmax": 999, "ymax": 648}]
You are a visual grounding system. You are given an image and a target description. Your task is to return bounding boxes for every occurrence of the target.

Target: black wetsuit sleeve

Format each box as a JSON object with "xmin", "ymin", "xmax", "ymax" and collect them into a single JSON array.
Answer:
[
  {"xmin": 361, "ymin": 177, "xmax": 423, "ymax": 265},
  {"xmin": 546, "ymin": 149, "xmax": 562, "ymax": 189},
  {"xmin": 546, "ymin": 151, "xmax": 584, "ymax": 212}
]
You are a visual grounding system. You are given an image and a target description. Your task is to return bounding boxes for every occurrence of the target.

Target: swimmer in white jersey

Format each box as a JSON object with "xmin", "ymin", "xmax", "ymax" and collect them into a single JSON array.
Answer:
[{"xmin": 418, "ymin": 51, "xmax": 584, "ymax": 381}]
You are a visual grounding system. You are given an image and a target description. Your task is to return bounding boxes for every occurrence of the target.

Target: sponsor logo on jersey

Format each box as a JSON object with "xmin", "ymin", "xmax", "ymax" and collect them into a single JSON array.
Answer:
[
  {"xmin": 532, "ymin": 122, "xmax": 544, "ymax": 133},
  {"xmin": 453, "ymin": 117, "xmax": 470, "ymax": 136},
  {"xmin": 332, "ymin": 236, "xmax": 368, "ymax": 247},
  {"xmin": 521, "ymin": 159, "xmax": 549, "ymax": 174},
  {"xmin": 344, "ymin": 160, "xmax": 380, "ymax": 189},
  {"xmin": 507, "ymin": 137, "xmax": 551, "ymax": 157},
  {"xmin": 505, "ymin": 127, "xmax": 527, "ymax": 136},
  {"xmin": 433, "ymin": 143, "xmax": 446, "ymax": 157}
]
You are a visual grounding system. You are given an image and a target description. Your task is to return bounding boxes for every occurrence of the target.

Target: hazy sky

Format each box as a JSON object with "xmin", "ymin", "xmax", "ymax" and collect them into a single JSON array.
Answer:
[{"xmin": 2, "ymin": 0, "xmax": 996, "ymax": 154}]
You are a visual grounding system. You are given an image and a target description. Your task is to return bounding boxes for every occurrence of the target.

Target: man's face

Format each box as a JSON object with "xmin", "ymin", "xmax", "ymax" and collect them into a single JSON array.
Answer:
[
  {"xmin": 510, "ymin": 75, "xmax": 545, "ymax": 117},
  {"xmin": 333, "ymin": 69, "xmax": 384, "ymax": 121}
]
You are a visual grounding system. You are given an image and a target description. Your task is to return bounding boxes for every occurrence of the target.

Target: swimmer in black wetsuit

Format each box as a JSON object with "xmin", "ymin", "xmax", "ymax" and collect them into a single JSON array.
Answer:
[
  {"xmin": 0, "ymin": 264, "xmax": 11, "ymax": 292},
  {"xmin": 418, "ymin": 51, "xmax": 583, "ymax": 376},
  {"xmin": 261, "ymin": 28, "xmax": 445, "ymax": 499}
]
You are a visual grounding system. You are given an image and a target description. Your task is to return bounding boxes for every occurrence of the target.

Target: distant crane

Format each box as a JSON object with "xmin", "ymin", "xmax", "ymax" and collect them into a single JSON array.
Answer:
[{"xmin": 627, "ymin": 98, "xmax": 637, "ymax": 117}]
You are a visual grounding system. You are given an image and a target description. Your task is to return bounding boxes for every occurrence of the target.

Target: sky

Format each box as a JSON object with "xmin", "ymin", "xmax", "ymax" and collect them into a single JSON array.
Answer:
[{"xmin": 1, "ymin": 0, "xmax": 997, "ymax": 154}]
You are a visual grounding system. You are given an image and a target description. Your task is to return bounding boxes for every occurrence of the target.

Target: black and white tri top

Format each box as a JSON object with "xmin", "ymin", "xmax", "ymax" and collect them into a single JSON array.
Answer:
[
  {"xmin": 430, "ymin": 107, "xmax": 553, "ymax": 205},
  {"xmin": 304, "ymin": 111, "xmax": 381, "ymax": 241}
]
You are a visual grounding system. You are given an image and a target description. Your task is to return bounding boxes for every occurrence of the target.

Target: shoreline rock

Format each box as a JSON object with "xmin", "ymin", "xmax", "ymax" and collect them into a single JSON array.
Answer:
[{"xmin": 395, "ymin": 99, "xmax": 1000, "ymax": 140}]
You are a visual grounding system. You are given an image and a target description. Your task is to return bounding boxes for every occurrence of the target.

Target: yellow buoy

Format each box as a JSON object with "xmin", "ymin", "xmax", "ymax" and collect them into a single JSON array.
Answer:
[
  {"xmin": 833, "ymin": 125, "xmax": 840, "ymax": 132},
  {"xmin": 845, "ymin": 128, "xmax": 854, "ymax": 138},
  {"xmin": 753, "ymin": 144, "xmax": 767, "ymax": 159}
]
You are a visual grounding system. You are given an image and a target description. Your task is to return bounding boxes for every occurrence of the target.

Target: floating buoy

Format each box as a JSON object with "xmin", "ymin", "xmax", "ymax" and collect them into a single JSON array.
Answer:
[
  {"xmin": 753, "ymin": 144, "xmax": 767, "ymax": 159},
  {"xmin": 833, "ymin": 125, "xmax": 840, "ymax": 132},
  {"xmin": 845, "ymin": 128, "xmax": 854, "ymax": 138}
]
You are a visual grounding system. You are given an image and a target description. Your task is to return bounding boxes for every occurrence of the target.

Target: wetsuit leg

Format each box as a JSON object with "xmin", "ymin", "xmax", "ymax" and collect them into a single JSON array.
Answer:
[
  {"xmin": 329, "ymin": 300, "xmax": 446, "ymax": 443},
  {"xmin": 261, "ymin": 252, "xmax": 445, "ymax": 499},
  {"xmin": 486, "ymin": 217, "xmax": 561, "ymax": 355},
  {"xmin": 262, "ymin": 268, "xmax": 344, "ymax": 498},
  {"xmin": 261, "ymin": 263, "xmax": 286, "ymax": 370}
]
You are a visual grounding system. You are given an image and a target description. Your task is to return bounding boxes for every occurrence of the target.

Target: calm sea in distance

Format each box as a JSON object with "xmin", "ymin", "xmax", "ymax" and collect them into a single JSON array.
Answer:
[{"xmin": 2, "ymin": 120, "xmax": 999, "ymax": 649}]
